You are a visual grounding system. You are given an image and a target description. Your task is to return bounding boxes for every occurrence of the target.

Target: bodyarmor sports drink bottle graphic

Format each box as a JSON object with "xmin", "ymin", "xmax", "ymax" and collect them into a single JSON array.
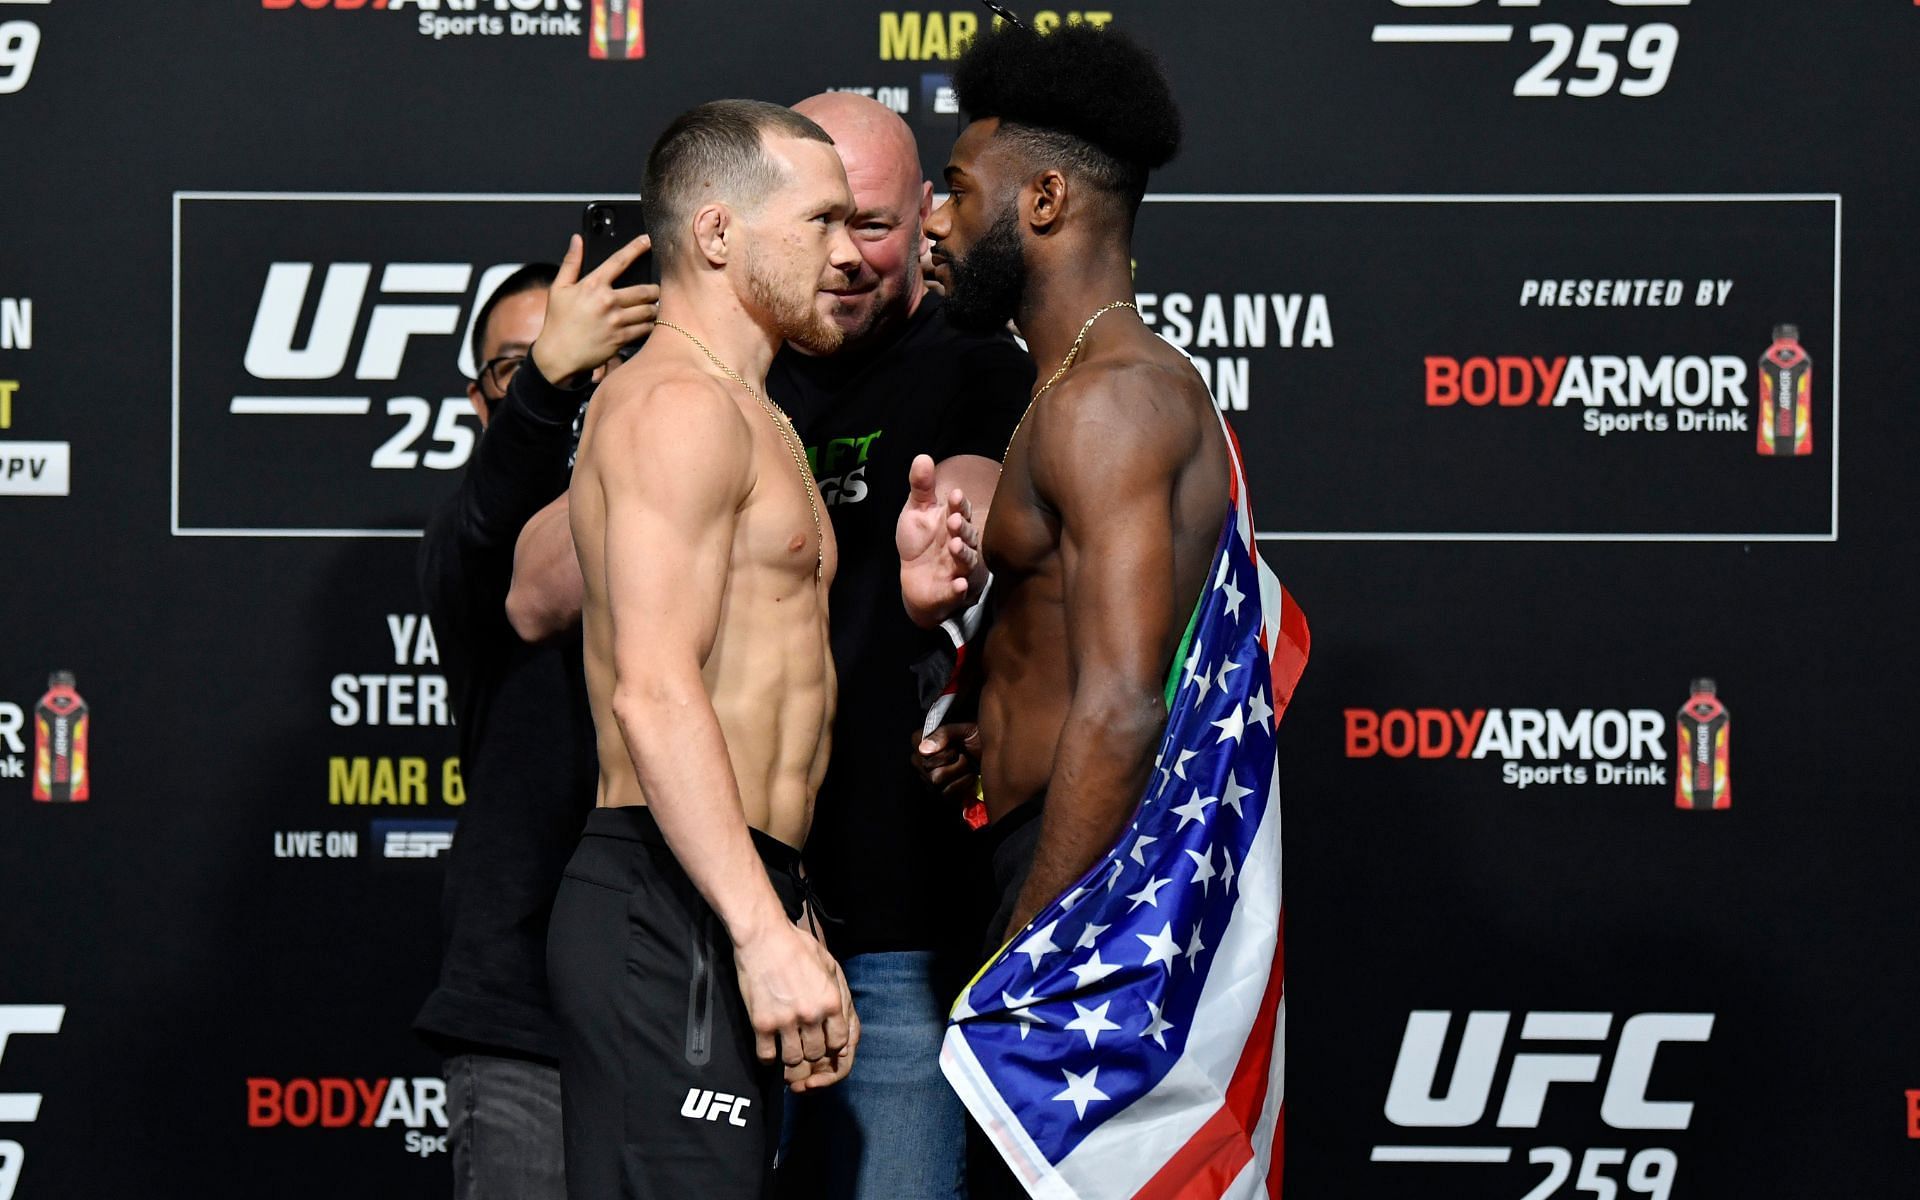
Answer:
[
  {"xmin": 32, "ymin": 671, "xmax": 89, "ymax": 803},
  {"xmin": 590, "ymin": 0, "xmax": 644, "ymax": 59},
  {"xmin": 1674, "ymin": 679, "xmax": 1729, "ymax": 811},
  {"xmin": 1756, "ymin": 324, "xmax": 1812, "ymax": 456}
]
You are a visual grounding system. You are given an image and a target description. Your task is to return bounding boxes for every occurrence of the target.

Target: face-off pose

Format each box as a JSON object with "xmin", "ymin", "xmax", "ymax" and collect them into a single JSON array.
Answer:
[
  {"xmin": 547, "ymin": 99, "xmax": 863, "ymax": 1200},
  {"xmin": 898, "ymin": 27, "xmax": 1310, "ymax": 1198},
  {"xmin": 904, "ymin": 26, "xmax": 1220, "ymax": 955},
  {"xmin": 767, "ymin": 93, "xmax": 1034, "ymax": 1200},
  {"xmin": 417, "ymin": 241, "xmax": 655, "ymax": 1200}
]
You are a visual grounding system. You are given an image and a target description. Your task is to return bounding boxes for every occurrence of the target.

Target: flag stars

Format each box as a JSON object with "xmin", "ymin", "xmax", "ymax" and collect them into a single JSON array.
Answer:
[
  {"xmin": 1172, "ymin": 748, "xmax": 1199, "ymax": 780},
  {"xmin": 1183, "ymin": 923, "xmax": 1207, "ymax": 969},
  {"xmin": 1175, "ymin": 645, "xmax": 1205, "ymax": 691},
  {"xmin": 1073, "ymin": 922, "xmax": 1109, "ymax": 951},
  {"xmin": 1221, "ymin": 772, "xmax": 1254, "ymax": 818},
  {"xmin": 1126, "ymin": 874, "xmax": 1173, "ymax": 911},
  {"xmin": 1001, "ymin": 988, "xmax": 1048, "ymax": 1039},
  {"xmin": 1129, "ymin": 835, "xmax": 1158, "ymax": 866},
  {"xmin": 1222, "ymin": 575, "xmax": 1246, "ymax": 622},
  {"xmin": 1053, "ymin": 1067, "xmax": 1109, "ymax": 1120},
  {"xmin": 1137, "ymin": 921, "xmax": 1181, "ymax": 972},
  {"xmin": 1215, "ymin": 656, "xmax": 1243, "ymax": 694},
  {"xmin": 1068, "ymin": 948, "xmax": 1123, "ymax": 989},
  {"xmin": 1014, "ymin": 921, "xmax": 1061, "ymax": 970},
  {"xmin": 1141, "ymin": 1000, "xmax": 1177, "ymax": 1050},
  {"xmin": 1185, "ymin": 845, "xmax": 1218, "ymax": 895},
  {"xmin": 1169, "ymin": 789, "xmax": 1218, "ymax": 832},
  {"xmin": 1211, "ymin": 703, "xmax": 1245, "ymax": 745},
  {"xmin": 1065, "ymin": 1000, "xmax": 1122, "ymax": 1049},
  {"xmin": 1246, "ymin": 686, "xmax": 1274, "ymax": 735},
  {"xmin": 1219, "ymin": 850, "xmax": 1236, "ymax": 894}
]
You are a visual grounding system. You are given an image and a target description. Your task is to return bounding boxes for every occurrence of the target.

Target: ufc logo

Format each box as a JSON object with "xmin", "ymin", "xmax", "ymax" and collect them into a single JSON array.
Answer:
[
  {"xmin": 243, "ymin": 262, "xmax": 520, "ymax": 382},
  {"xmin": 1384, "ymin": 1010, "xmax": 1712, "ymax": 1131},
  {"xmin": 0, "ymin": 1005, "xmax": 65, "ymax": 1200},
  {"xmin": 680, "ymin": 1088, "xmax": 751, "ymax": 1126}
]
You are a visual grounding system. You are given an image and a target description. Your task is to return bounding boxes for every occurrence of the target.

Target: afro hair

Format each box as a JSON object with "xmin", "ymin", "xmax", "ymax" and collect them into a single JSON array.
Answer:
[{"xmin": 952, "ymin": 22, "xmax": 1181, "ymax": 206}]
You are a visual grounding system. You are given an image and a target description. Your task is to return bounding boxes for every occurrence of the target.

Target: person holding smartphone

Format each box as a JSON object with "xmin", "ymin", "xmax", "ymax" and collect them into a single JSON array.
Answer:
[{"xmin": 414, "ymin": 232, "xmax": 655, "ymax": 1200}]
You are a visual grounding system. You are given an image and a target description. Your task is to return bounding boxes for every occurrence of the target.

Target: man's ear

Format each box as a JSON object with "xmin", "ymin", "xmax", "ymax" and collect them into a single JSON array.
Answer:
[
  {"xmin": 692, "ymin": 203, "xmax": 733, "ymax": 267},
  {"xmin": 466, "ymin": 381, "xmax": 491, "ymax": 429},
  {"xmin": 918, "ymin": 179, "xmax": 934, "ymax": 224},
  {"xmin": 1026, "ymin": 169, "xmax": 1068, "ymax": 234}
]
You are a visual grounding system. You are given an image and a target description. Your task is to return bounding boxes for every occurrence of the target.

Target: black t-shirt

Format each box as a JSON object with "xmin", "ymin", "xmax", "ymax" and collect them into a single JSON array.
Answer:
[
  {"xmin": 769, "ymin": 291, "xmax": 1033, "ymax": 958},
  {"xmin": 414, "ymin": 361, "xmax": 598, "ymax": 1062}
]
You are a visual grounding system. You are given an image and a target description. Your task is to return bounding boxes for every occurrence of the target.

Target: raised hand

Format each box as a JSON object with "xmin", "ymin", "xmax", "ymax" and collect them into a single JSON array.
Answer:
[
  {"xmin": 530, "ymin": 232, "xmax": 660, "ymax": 387},
  {"xmin": 897, "ymin": 454, "xmax": 985, "ymax": 628}
]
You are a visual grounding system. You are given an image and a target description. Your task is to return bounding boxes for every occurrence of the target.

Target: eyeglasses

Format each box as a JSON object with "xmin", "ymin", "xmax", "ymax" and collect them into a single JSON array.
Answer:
[
  {"xmin": 476, "ymin": 353, "xmax": 526, "ymax": 394},
  {"xmin": 976, "ymin": 0, "xmax": 1027, "ymax": 28}
]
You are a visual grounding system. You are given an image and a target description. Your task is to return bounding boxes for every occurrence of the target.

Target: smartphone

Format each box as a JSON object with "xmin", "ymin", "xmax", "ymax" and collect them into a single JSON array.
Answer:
[{"xmin": 581, "ymin": 201, "xmax": 650, "ymax": 289}]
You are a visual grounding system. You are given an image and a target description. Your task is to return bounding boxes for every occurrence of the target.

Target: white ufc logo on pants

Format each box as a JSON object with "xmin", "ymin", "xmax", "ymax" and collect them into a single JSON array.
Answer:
[{"xmin": 680, "ymin": 1088, "xmax": 750, "ymax": 1127}]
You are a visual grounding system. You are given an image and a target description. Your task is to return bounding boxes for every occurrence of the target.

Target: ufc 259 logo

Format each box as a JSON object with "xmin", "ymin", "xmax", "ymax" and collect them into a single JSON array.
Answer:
[
  {"xmin": 1378, "ymin": 1, "xmax": 1688, "ymax": 99},
  {"xmin": 1376, "ymin": 1010, "xmax": 1712, "ymax": 1200},
  {"xmin": 242, "ymin": 262, "xmax": 519, "ymax": 472}
]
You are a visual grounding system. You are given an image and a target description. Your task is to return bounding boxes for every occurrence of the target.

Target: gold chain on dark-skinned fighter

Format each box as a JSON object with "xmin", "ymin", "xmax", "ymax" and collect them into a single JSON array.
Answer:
[{"xmin": 1002, "ymin": 300, "xmax": 1137, "ymax": 461}]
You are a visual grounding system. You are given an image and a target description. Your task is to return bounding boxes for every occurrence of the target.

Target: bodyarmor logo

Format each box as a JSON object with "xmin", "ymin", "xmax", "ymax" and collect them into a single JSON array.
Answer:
[{"xmin": 1674, "ymin": 679, "xmax": 1730, "ymax": 811}]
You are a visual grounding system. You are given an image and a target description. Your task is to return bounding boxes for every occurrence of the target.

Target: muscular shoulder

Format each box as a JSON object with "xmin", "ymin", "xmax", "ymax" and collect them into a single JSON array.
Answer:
[
  {"xmin": 585, "ymin": 365, "xmax": 754, "ymax": 477},
  {"xmin": 1031, "ymin": 355, "xmax": 1207, "ymax": 474}
]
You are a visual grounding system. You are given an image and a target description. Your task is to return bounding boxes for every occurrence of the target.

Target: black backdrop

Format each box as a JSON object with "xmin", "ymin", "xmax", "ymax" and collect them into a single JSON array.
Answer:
[{"xmin": 2, "ymin": 1, "xmax": 1917, "ymax": 1196}]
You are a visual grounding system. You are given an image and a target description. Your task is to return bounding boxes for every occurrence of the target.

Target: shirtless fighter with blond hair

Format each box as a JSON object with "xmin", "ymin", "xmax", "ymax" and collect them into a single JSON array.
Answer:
[{"xmin": 546, "ymin": 99, "xmax": 864, "ymax": 1200}]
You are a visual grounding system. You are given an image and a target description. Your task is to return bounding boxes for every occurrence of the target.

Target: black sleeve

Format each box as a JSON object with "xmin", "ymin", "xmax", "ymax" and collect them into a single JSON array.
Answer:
[
  {"xmin": 453, "ymin": 357, "xmax": 591, "ymax": 556},
  {"xmin": 415, "ymin": 358, "xmax": 589, "ymax": 655},
  {"xmin": 932, "ymin": 335, "xmax": 1036, "ymax": 464}
]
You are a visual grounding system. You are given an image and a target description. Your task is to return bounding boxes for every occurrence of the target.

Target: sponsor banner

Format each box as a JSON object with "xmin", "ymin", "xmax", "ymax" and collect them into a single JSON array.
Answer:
[
  {"xmin": 324, "ymin": 612, "xmax": 463, "ymax": 808},
  {"xmin": 1129, "ymin": 195, "xmax": 1839, "ymax": 541},
  {"xmin": 1371, "ymin": 1008, "xmax": 1713, "ymax": 1196},
  {"xmin": 172, "ymin": 193, "xmax": 629, "ymax": 537},
  {"xmin": 245, "ymin": 1075, "xmax": 449, "ymax": 1158},
  {"xmin": 0, "ymin": 7, "xmax": 43, "ymax": 96},
  {"xmin": 1342, "ymin": 680, "xmax": 1732, "ymax": 803},
  {"xmin": 256, "ymin": 0, "xmax": 643, "ymax": 58},
  {"xmin": 1, "ymin": 672, "xmax": 88, "ymax": 800},
  {"xmin": 0, "ymin": 1005, "xmax": 64, "ymax": 1200},
  {"xmin": 371, "ymin": 818, "xmax": 457, "ymax": 861},
  {"xmin": 0, "ymin": 441, "xmax": 65, "ymax": 497},
  {"xmin": 1369, "ymin": 0, "xmax": 1694, "ymax": 101}
]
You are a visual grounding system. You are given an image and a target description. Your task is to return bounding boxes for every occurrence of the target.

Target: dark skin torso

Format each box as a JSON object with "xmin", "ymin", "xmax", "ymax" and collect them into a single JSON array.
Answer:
[{"xmin": 978, "ymin": 317, "xmax": 1229, "ymax": 939}]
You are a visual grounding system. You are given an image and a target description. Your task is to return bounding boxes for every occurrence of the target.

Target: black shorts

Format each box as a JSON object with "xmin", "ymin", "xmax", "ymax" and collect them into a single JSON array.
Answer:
[
  {"xmin": 547, "ymin": 806, "xmax": 804, "ymax": 1200},
  {"xmin": 976, "ymin": 797, "xmax": 1046, "ymax": 957}
]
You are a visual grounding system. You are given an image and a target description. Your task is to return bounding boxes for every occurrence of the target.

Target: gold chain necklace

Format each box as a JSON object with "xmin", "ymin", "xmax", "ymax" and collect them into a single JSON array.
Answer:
[
  {"xmin": 655, "ymin": 320, "xmax": 823, "ymax": 582},
  {"xmin": 1003, "ymin": 300, "xmax": 1137, "ymax": 460}
]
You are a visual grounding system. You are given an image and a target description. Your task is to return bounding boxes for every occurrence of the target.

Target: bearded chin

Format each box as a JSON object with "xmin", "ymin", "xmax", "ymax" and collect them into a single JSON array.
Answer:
[
  {"xmin": 941, "ymin": 206, "xmax": 1027, "ymax": 334},
  {"xmin": 747, "ymin": 252, "xmax": 844, "ymax": 356}
]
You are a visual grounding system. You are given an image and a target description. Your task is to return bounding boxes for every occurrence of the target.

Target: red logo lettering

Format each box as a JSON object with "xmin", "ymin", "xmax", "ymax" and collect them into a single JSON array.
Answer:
[
  {"xmin": 1344, "ymin": 709, "xmax": 1380, "ymax": 757},
  {"xmin": 247, "ymin": 1078, "xmax": 281, "ymax": 1127},
  {"xmin": 1424, "ymin": 358, "xmax": 1460, "ymax": 407},
  {"xmin": 1452, "ymin": 709, "xmax": 1485, "ymax": 758}
]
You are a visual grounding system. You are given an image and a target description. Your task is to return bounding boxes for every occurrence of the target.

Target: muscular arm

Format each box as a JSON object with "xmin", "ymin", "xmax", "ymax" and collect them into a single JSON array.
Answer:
[
  {"xmin": 590, "ymin": 384, "xmax": 791, "ymax": 945},
  {"xmin": 999, "ymin": 368, "xmax": 1191, "ymax": 940},
  {"xmin": 505, "ymin": 493, "xmax": 582, "ymax": 642}
]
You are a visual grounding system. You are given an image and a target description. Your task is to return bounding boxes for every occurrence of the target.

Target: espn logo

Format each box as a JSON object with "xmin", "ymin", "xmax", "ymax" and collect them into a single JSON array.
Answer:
[{"xmin": 372, "ymin": 819, "xmax": 457, "ymax": 860}]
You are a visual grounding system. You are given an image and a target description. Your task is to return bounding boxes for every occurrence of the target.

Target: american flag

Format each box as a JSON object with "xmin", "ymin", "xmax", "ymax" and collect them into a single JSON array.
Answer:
[{"xmin": 942, "ymin": 421, "xmax": 1310, "ymax": 1199}]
